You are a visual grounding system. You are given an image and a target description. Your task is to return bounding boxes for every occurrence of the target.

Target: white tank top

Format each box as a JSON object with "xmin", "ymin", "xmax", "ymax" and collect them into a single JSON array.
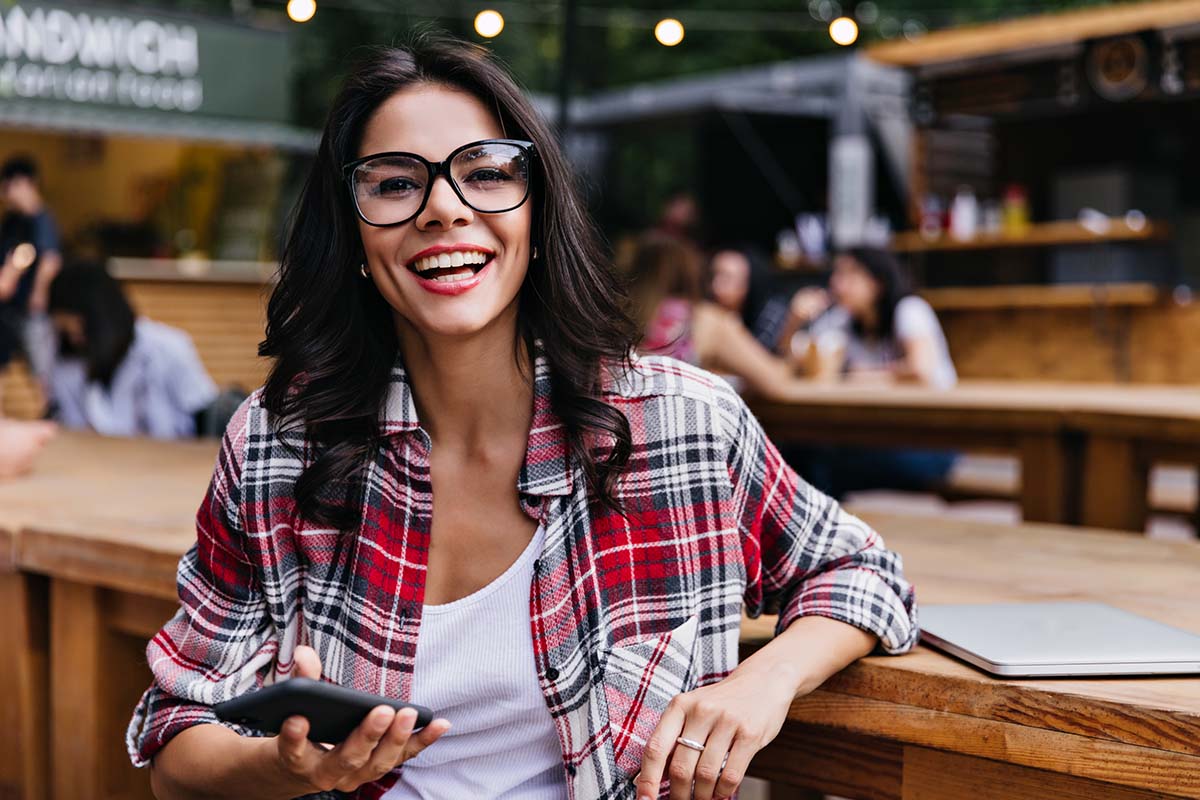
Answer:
[{"xmin": 383, "ymin": 525, "xmax": 568, "ymax": 799}]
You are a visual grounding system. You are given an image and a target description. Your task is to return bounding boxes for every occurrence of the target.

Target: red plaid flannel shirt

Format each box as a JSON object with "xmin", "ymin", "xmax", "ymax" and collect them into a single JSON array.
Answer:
[{"xmin": 127, "ymin": 351, "xmax": 918, "ymax": 798}]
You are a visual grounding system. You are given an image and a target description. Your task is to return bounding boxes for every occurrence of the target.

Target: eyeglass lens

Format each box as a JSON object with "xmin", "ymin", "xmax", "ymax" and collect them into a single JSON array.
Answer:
[{"xmin": 351, "ymin": 142, "xmax": 531, "ymax": 225}]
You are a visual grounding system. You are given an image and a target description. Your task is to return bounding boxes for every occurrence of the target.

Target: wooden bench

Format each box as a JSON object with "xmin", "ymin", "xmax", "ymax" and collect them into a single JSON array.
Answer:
[{"xmin": 939, "ymin": 453, "xmax": 1198, "ymax": 526}]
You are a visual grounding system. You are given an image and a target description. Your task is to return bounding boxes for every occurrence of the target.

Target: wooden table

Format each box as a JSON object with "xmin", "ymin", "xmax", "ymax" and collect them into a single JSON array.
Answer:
[
  {"xmin": 751, "ymin": 381, "xmax": 1200, "ymax": 531},
  {"xmin": 0, "ymin": 432, "xmax": 218, "ymax": 800},
  {"xmin": 4, "ymin": 435, "xmax": 1200, "ymax": 799},
  {"xmin": 743, "ymin": 510, "xmax": 1200, "ymax": 800}
]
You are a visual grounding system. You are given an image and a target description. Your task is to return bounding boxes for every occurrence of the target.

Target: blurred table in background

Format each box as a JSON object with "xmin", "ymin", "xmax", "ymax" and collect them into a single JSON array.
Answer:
[
  {"xmin": 751, "ymin": 381, "xmax": 1200, "ymax": 532},
  {"xmin": 3, "ymin": 434, "xmax": 1200, "ymax": 799}
]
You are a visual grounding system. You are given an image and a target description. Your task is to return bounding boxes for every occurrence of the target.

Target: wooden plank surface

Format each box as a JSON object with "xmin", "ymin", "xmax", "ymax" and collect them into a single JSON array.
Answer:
[
  {"xmin": 891, "ymin": 219, "xmax": 1169, "ymax": 253},
  {"xmin": 0, "ymin": 431, "xmax": 217, "ymax": 545},
  {"xmin": 866, "ymin": 0, "xmax": 1200, "ymax": 68},
  {"xmin": 742, "ymin": 511, "xmax": 1200, "ymax": 747},
  {"xmin": 921, "ymin": 283, "xmax": 1161, "ymax": 311},
  {"xmin": 1, "ymin": 433, "xmax": 1198, "ymax": 797}
]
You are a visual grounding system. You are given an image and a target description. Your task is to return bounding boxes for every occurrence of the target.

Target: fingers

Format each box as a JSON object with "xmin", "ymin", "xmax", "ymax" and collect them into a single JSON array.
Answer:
[
  {"xmin": 313, "ymin": 705, "xmax": 395, "ymax": 790},
  {"xmin": 403, "ymin": 716, "xmax": 452, "ymax": 760},
  {"xmin": 276, "ymin": 715, "xmax": 316, "ymax": 775},
  {"xmin": 293, "ymin": 645, "xmax": 323, "ymax": 680},
  {"xmin": 666, "ymin": 730, "xmax": 703, "ymax": 800},
  {"xmin": 712, "ymin": 735, "xmax": 757, "ymax": 800},
  {"xmin": 636, "ymin": 701, "xmax": 687, "ymax": 800},
  {"xmin": 363, "ymin": 707, "xmax": 418, "ymax": 775},
  {"xmin": 691, "ymin": 723, "xmax": 735, "ymax": 800}
]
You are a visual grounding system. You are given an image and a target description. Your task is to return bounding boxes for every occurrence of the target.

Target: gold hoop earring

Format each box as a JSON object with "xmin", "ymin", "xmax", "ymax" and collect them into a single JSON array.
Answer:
[{"xmin": 360, "ymin": 262, "xmax": 370, "ymax": 278}]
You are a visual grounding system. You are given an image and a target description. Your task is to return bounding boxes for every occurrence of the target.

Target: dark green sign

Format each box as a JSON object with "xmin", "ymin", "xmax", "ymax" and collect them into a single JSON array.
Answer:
[{"xmin": 0, "ymin": 1, "xmax": 293, "ymax": 123}]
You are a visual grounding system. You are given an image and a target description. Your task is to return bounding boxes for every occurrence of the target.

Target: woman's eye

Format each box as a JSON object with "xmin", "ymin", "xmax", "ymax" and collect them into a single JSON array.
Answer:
[
  {"xmin": 464, "ymin": 168, "xmax": 512, "ymax": 184},
  {"xmin": 377, "ymin": 177, "xmax": 420, "ymax": 195}
]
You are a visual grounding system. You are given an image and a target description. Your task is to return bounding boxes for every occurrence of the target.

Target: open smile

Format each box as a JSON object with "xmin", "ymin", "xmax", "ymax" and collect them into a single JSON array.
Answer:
[{"xmin": 405, "ymin": 245, "xmax": 495, "ymax": 284}]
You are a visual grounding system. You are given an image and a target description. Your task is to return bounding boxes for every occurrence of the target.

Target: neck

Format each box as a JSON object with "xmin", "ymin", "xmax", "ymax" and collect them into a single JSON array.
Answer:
[
  {"xmin": 857, "ymin": 305, "xmax": 880, "ymax": 334},
  {"xmin": 396, "ymin": 308, "xmax": 534, "ymax": 451}
]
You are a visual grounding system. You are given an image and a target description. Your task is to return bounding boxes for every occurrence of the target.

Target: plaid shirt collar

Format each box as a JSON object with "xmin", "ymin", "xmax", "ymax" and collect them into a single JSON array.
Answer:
[{"xmin": 378, "ymin": 340, "xmax": 575, "ymax": 498}]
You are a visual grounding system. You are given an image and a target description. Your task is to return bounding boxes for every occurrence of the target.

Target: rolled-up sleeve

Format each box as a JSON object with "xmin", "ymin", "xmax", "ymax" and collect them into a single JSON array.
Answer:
[
  {"xmin": 724, "ymin": 389, "xmax": 918, "ymax": 654},
  {"xmin": 126, "ymin": 398, "xmax": 278, "ymax": 766}
]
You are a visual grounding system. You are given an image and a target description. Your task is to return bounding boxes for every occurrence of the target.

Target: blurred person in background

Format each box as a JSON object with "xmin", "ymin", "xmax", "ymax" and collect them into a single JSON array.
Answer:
[
  {"xmin": 0, "ymin": 416, "xmax": 55, "ymax": 478},
  {"xmin": 799, "ymin": 248, "xmax": 957, "ymax": 389},
  {"xmin": 629, "ymin": 232, "xmax": 808, "ymax": 400},
  {"xmin": 788, "ymin": 247, "xmax": 958, "ymax": 498},
  {"xmin": 654, "ymin": 190, "xmax": 701, "ymax": 243},
  {"xmin": 708, "ymin": 244, "xmax": 819, "ymax": 354},
  {"xmin": 42, "ymin": 262, "xmax": 217, "ymax": 439},
  {"xmin": 0, "ymin": 155, "xmax": 62, "ymax": 398}
]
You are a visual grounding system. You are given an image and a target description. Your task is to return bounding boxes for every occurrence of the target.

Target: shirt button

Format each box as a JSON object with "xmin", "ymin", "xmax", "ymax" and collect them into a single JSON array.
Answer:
[
  {"xmin": 532, "ymin": 559, "xmax": 541, "ymax": 573},
  {"xmin": 544, "ymin": 666, "xmax": 560, "ymax": 681},
  {"xmin": 565, "ymin": 764, "xmax": 577, "ymax": 777}
]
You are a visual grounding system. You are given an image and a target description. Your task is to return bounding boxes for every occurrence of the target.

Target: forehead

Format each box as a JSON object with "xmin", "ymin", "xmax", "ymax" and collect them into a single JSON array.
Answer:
[{"xmin": 358, "ymin": 84, "xmax": 505, "ymax": 160}]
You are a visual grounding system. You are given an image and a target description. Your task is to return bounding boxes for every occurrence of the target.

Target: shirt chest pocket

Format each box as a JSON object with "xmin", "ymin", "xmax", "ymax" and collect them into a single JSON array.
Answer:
[{"xmin": 600, "ymin": 613, "xmax": 700, "ymax": 778}]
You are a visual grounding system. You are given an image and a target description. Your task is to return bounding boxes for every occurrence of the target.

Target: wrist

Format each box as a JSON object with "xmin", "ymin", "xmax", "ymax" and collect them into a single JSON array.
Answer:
[{"xmin": 731, "ymin": 646, "xmax": 814, "ymax": 699}]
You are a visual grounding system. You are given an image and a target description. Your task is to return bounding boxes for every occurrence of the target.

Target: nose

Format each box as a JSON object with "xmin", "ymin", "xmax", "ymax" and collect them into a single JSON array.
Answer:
[{"xmin": 414, "ymin": 173, "xmax": 474, "ymax": 230}]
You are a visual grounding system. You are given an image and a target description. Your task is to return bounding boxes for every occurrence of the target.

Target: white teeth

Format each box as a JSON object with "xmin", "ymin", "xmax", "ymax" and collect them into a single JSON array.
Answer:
[
  {"xmin": 411, "ymin": 250, "xmax": 491, "ymax": 273},
  {"xmin": 433, "ymin": 271, "xmax": 475, "ymax": 283}
]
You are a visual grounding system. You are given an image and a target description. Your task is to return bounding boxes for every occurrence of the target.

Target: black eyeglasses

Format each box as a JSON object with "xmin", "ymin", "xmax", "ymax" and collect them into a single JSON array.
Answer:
[{"xmin": 343, "ymin": 138, "xmax": 536, "ymax": 227}]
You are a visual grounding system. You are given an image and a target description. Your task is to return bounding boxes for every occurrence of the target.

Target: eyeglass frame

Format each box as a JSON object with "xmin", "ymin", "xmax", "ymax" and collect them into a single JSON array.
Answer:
[{"xmin": 342, "ymin": 138, "xmax": 538, "ymax": 228}]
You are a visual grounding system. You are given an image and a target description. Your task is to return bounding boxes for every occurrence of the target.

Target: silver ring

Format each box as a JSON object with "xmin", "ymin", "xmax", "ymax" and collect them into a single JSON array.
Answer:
[{"xmin": 675, "ymin": 736, "xmax": 706, "ymax": 752}]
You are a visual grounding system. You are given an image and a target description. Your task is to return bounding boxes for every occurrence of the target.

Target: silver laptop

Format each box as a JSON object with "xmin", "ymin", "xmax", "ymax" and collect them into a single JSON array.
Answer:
[{"xmin": 919, "ymin": 602, "xmax": 1200, "ymax": 677}]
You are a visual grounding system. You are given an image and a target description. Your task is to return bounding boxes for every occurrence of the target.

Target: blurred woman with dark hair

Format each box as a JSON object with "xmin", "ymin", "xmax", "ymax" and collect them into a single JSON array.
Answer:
[
  {"xmin": 708, "ymin": 245, "xmax": 792, "ymax": 352},
  {"xmin": 44, "ymin": 262, "xmax": 217, "ymax": 438},
  {"xmin": 804, "ymin": 248, "xmax": 957, "ymax": 388},
  {"xmin": 791, "ymin": 248, "xmax": 959, "ymax": 497},
  {"xmin": 628, "ymin": 232, "xmax": 810, "ymax": 400},
  {"xmin": 129, "ymin": 36, "xmax": 916, "ymax": 800}
]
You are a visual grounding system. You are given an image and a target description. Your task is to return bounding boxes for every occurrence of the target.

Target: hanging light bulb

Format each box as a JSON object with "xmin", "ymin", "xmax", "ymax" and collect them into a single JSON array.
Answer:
[
  {"xmin": 287, "ymin": 0, "xmax": 315, "ymax": 23},
  {"xmin": 829, "ymin": 16, "xmax": 858, "ymax": 46},
  {"xmin": 474, "ymin": 9, "xmax": 505, "ymax": 38},
  {"xmin": 654, "ymin": 18, "xmax": 684, "ymax": 47}
]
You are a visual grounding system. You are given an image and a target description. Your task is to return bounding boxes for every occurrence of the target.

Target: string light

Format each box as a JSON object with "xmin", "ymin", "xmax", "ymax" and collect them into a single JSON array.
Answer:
[
  {"xmin": 829, "ymin": 15, "xmax": 858, "ymax": 45},
  {"xmin": 287, "ymin": 0, "xmax": 316, "ymax": 22},
  {"xmin": 474, "ymin": 9, "xmax": 505, "ymax": 37},
  {"xmin": 654, "ymin": 18, "xmax": 685, "ymax": 46}
]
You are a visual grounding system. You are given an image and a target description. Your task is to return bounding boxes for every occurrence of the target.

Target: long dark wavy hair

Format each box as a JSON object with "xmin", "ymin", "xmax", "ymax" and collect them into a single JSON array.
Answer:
[
  {"xmin": 260, "ymin": 35, "xmax": 637, "ymax": 529},
  {"xmin": 842, "ymin": 247, "xmax": 911, "ymax": 340},
  {"xmin": 49, "ymin": 262, "xmax": 136, "ymax": 388}
]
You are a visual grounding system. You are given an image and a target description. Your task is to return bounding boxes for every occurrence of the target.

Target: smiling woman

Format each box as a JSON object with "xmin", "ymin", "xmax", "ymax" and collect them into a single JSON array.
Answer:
[{"xmin": 126, "ymin": 33, "xmax": 918, "ymax": 800}]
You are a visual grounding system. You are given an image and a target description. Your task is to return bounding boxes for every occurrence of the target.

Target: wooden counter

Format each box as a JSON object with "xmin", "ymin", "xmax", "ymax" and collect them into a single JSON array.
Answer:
[{"xmin": 2, "ymin": 434, "xmax": 1200, "ymax": 799}]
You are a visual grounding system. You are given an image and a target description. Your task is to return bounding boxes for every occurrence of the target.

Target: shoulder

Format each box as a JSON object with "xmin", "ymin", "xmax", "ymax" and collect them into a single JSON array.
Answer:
[
  {"xmin": 896, "ymin": 294, "xmax": 936, "ymax": 317},
  {"xmin": 603, "ymin": 353, "xmax": 749, "ymax": 442},
  {"xmin": 134, "ymin": 318, "xmax": 197, "ymax": 354},
  {"xmin": 691, "ymin": 300, "xmax": 739, "ymax": 332},
  {"xmin": 893, "ymin": 295, "xmax": 941, "ymax": 335}
]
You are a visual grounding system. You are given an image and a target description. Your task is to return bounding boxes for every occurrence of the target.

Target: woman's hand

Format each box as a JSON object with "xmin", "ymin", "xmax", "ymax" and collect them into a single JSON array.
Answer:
[
  {"xmin": 788, "ymin": 287, "xmax": 830, "ymax": 325},
  {"xmin": 273, "ymin": 645, "xmax": 452, "ymax": 794},
  {"xmin": 635, "ymin": 616, "xmax": 877, "ymax": 800},
  {"xmin": 633, "ymin": 665, "xmax": 795, "ymax": 800},
  {"xmin": 0, "ymin": 418, "xmax": 55, "ymax": 479}
]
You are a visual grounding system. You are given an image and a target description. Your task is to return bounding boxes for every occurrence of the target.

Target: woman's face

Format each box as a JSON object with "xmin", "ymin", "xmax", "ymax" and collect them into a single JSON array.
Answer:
[
  {"xmin": 830, "ymin": 254, "xmax": 880, "ymax": 319},
  {"xmin": 355, "ymin": 85, "xmax": 533, "ymax": 342},
  {"xmin": 709, "ymin": 250, "xmax": 750, "ymax": 312},
  {"xmin": 51, "ymin": 311, "xmax": 86, "ymax": 350}
]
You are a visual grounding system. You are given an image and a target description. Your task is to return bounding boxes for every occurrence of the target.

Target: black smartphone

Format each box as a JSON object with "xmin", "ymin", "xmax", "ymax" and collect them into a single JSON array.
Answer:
[{"xmin": 214, "ymin": 677, "xmax": 435, "ymax": 743}]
